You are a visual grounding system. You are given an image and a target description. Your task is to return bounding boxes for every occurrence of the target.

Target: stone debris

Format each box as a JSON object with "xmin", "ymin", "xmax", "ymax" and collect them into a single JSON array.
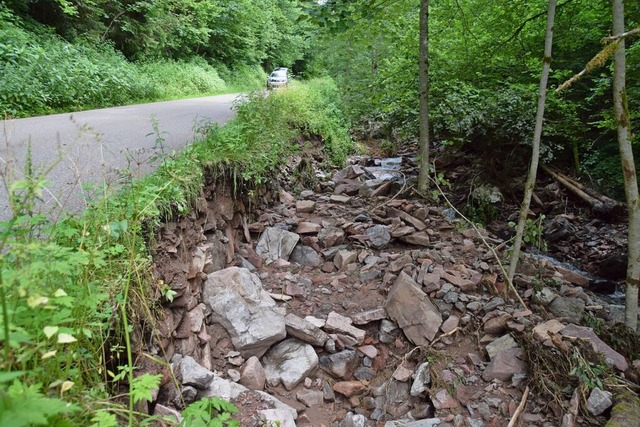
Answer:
[{"xmin": 147, "ymin": 156, "xmax": 633, "ymax": 426}]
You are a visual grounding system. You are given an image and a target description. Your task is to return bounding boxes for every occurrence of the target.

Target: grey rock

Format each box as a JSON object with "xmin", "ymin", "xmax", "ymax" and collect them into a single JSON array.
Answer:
[
  {"xmin": 352, "ymin": 307, "xmax": 387, "ymax": 325},
  {"xmin": 199, "ymin": 375, "xmax": 249, "ymax": 401},
  {"xmin": 290, "ymin": 245, "xmax": 322, "ymax": 267},
  {"xmin": 177, "ymin": 356, "xmax": 214, "ymax": 389},
  {"xmin": 319, "ymin": 349, "xmax": 360, "ymax": 379},
  {"xmin": 366, "ymin": 225, "xmax": 391, "ymax": 249},
  {"xmin": 341, "ymin": 412, "xmax": 367, "ymax": 427},
  {"xmin": 483, "ymin": 297, "xmax": 505, "ymax": 312},
  {"xmin": 587, "ymin": 387, "xmax": 613, "ymax": 416},
  {"xmin": 379, "ymin": 319, "xmax": 399, "ymax": 344},
  {"xmin": 263, "ymin": 339, "xmax": 319, "ymax": 390},
  {"xmin": 255, "ymin": 227, "xmax": 300, "ymax": 264},
  {"xmin": 259, "ymin": 408, "xmax": 296, "ymax": 427},
  {"xmin": 202, "ymin": 267, "xmax": 286, "ymax": 358},
  {"xmin": 181, "ymin": 385, "xmax": 198, "ymax": 404},
  {"xmin": 153, "ymin": 404, "xmax": 182, "ymax": 423},
  {"xmin": 285, "ymin": 313, "xmax": 329, "ymax": 347},
  {"xmin": 384, "ymin": 380, "xmax": 412, "ymax": 418},
  {"xmin": 385, "ymin": 272, "xmax": 443, "ymax": 345},
  {"xmin": 410, "ymin": 362, "xmax": 432, "ymax": 397},
  {"xmin": 485, "ymin": 334, "xmax": 518, "ymax": 360},
  {"xmin": 384, "ymin": 419, "xmax": 442, "ymax": 427},
  {"xmin": 548, "ymin": 297, "xmax": 585, "ymax": 324},
  {"xmin": 325, "ymin": 311, "xmax": 366, "ymax": 344},
  {"xmin": 532, "ymin": 287, "xmax": 557, "ymax": 305}
]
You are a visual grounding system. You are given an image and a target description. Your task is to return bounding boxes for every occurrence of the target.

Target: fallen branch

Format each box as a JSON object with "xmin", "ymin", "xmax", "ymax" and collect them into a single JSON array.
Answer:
[
  {"xmin": 507, "ymin": 386, "xmax": 530, "ymax": 427},
  {"xmin": 541, "ymin": 164, "xmax": 624, "ymax": 216}
]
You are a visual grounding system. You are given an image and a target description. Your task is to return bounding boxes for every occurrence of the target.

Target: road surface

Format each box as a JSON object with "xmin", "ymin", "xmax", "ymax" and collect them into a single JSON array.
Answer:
[{"xmin": 0, "ymin": 94, "xmax": 239, "ymax": 221}]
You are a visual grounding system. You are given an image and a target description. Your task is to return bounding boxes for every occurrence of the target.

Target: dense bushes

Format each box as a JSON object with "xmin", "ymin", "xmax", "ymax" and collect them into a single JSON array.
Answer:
[{"xmin": 0, "ymin": 8, "xmax": 267, "ymax": 117}]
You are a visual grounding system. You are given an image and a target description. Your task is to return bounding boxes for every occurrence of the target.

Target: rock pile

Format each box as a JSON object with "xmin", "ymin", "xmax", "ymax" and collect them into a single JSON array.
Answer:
[{"xmin": 144, "ymin": 157, "xmax": 637, "ymax": 426}]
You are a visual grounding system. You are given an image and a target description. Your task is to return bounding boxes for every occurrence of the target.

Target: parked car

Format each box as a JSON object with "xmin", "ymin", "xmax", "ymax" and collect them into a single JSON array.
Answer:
[{"xmin": 267, "ymin": 67, "xmax": 289, "ymax": 89}]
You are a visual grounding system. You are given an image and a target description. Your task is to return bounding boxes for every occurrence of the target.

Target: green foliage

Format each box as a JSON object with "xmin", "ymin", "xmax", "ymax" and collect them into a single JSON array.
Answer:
[
  {"xmin": 508, "ymin": 215, "xmax": 547, "ymax": 252},
  {"xmin": 180, "ymin": 397, "xmax": 239, "ymax": 427},
  {"xmin": 203, "ymin": 78, "xmax": 351, "ymax": 184},
  {"xmin": 0, "ymin": 380, "xmax": 79, "ymax": 427}
]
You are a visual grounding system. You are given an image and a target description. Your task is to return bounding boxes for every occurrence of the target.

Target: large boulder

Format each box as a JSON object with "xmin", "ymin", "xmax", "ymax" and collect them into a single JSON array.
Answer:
[
  {"xmin": 255, "ymin": 227, "xmax": 300, "ymax": 264},
  {"xmin": 263, "ymin": 339, "xmax": 319, "ymax": 390},
  {"xmin": 202, "ymin": 267, "xmax": 286, "ymax": 358}
]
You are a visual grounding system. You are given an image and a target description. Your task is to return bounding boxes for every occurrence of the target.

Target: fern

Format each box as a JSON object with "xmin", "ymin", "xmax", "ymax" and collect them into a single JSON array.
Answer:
[{"xmin": 180, "ymin": 397, "xmax": 239, "ymax": 427}]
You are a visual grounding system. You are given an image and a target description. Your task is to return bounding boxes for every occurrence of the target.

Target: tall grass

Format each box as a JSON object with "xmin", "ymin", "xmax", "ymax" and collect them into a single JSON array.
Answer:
[{"xmin": 0, "ymin": 79, "xmax": 352, "ymax": 426}]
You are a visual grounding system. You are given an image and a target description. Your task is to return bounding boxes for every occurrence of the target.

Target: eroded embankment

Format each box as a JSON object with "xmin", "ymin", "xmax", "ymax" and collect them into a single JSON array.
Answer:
[{"xmin": 138, "ymin": 150, "xmax": 640, "ymax": 427}]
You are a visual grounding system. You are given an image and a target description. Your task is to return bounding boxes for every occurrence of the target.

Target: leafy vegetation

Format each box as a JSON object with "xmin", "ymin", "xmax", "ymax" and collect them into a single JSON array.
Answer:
[{"xmin": 0, "ymin": 79, "xmax": 351, "ymax": 424}]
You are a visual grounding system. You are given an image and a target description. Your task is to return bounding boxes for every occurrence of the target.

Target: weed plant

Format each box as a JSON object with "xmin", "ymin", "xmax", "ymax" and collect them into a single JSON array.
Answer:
[{"xmin": 0, "ymin": 79, "xmax": 352, "ymax": 425}]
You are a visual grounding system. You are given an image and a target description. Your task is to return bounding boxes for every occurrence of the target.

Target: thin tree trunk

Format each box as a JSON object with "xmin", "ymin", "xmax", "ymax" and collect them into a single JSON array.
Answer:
[
  {"xmin": 417, "ymin": 0, "xmax": 430, "ymax": 193},
  {"xmin": 612, "ymin": 0, "xmax": 640, "ymax": 330},
  {"xmin": 507, "ymin": 0, "xmax": 557, "ymax": 283}
]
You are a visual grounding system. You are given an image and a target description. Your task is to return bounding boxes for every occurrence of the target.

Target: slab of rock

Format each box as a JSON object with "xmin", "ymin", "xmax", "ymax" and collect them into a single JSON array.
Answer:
[
  {"xmin": 365, "ymin": 225, "xmax": 391, "ymax": 249},
  {"xmin": 485, "ymin": 334, "xmax": 518, "ymax": 360},
  {"xmin": 290, "ymin": 245, "xmax": 322, "ymax": 267},
  {"xmin": 318, "ymin": 226, "xmax": 346, "ymax": 248},
  {"xmin": 296, "ymin": 222, "xmax": 322, "ymax": 234},
  {"xmin": 263, "ymin": 339, "xmax": 319, "ymax": 390},
  {"xmin": 410, "ymin": 362, "xmax": 431, "ymax": 397},
  {"xmin": 319, "ymin": 349, "xmax": 360, "ymax": 379},
  {"xmin": 202, "ymin": 267, "xmax": 286, "ymax": 358},
  {"xmin": 482, "ymin": 348, "xmax": 527, "ymax": 382},
  {"xmin": 259, "ymin": 408, "xmax": 296, "ymax": 427},
  {"xmin": 351, "ymin": 307, "xmax": 387, "ymax": 325},
  {"xmin": 324, "ymin": 311, "xmax": 366, "ymax": 344},
  {"xmin": 398, "ymin": 232, "xmax": 430, "ymax": 247},
  {"xmin": 441, "ymin": 315, "xmax": 460, "ymax": 334},
  {"xmin": 296, "ymin": 200, "xmax": 316, "ymax": 213},
  {"xmin": 296, "ymin": 389, "xmax": 324, "ymax": 407},
  {"xmin": 441, "ymin": 270, "xmax": 476, "ymax": 292},
  {"xmin": 548, "ymin": 296, "xmax": 585, "ymax": 324},
  {"xmin": 533, "ymin": 319, "xmax": 566, "ymax": 344},
  {"xmin": 334, "ymin": 250, "xmax": 358, "ymax": 270},
  {"xmin": 587, "ymin": 387, "xmax": 613, "ymax": 416},
  {"xmin": 385, "ymin": 272, "xmax": 443, "ymax": 345},
  {"xmin": 333, "ymin": 381, "xmax": 366, "ymax": 397},
  {"xmin": 389, "ymin": 253, "xmax": 413, "ymax": 273},
  {"xmin": 560, "ymin": 324, "xmax": 628, "ymax": 371},
  {"xmin": 285, "ymin": 313, "xmax": 329, "ymax": 347},
  {"xmin": 255, "ymin": 227, "xmax": 300, "ymax": 264},
  {"xmin": 177, "ymin": 356, "xmax": 214, "ymax": 389},
  {"xmin": 239, "ymin": 356, "xmax": 266, "ymax": 390}
]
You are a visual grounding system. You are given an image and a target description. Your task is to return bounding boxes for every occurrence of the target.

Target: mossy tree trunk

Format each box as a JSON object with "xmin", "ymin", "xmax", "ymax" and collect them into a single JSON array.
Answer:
[
  {"xmin": 417, "ymin": 0, "xmax": 430, "ymax": 193},
  {"xmin": 612, "ymin": 0, "xmax": 640, "ymax": 330},
  {"xmin": 507, "ymin": 0, "xmax": 557, "ymax": 283}
]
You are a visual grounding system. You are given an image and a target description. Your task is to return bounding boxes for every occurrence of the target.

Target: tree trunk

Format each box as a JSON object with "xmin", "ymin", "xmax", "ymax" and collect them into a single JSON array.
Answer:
[
  {"xmin": 507, "ymin": 0, "xmax": 557, "ymax": 283},
  {"xmin": 612, "ymin": 0, "xmax": 640, "ymax": 330},
  {"xmin": 417, "ymin": 0, "xmax": 430, "ymax": 193}
]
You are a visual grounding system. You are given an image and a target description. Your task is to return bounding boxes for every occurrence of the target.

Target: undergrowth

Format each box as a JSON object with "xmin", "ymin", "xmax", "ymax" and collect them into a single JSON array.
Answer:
[
  {"xmin": 0, "ymin": 79, "xmax": 351, "ymax": 425},
  {"xmin": 0, "ymin": 7, "xmax": 265, "ymax": 117}
]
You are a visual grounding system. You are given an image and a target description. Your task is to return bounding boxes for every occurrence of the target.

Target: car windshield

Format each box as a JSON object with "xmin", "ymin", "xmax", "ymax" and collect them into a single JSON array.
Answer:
[{"xmin": 271, "ymin": 70, "xmax": 287, "ymax": 77}]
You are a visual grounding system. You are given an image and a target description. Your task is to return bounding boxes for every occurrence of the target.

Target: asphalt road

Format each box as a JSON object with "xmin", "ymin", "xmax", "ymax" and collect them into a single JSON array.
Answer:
[{"xmin": 0, "ymin": 94, "xmax": 239, "ymax": 221}]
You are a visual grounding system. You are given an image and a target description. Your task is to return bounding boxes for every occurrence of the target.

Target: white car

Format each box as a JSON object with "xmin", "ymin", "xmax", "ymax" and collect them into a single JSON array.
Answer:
[{"xmin": 267, "ymin": 67, "xmax": 289, "ymax": 89}]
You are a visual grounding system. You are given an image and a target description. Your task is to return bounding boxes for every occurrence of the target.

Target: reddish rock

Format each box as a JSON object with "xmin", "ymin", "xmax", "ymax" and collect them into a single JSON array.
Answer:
[
  {"xmin": 239, "ymin": 356, "xmax": 266, "ymax": 390},
  {"xmin": 484, "ymin": 313, "xmax": 512, "ymax": 335},
  {"xmin": 296, "ymin": 222, "xmax": 322, "ymax": 234},
  {"xmin": 296, "ymin": 200, "xmax": 316, "ymax": 214},
  {"xmin": 482, "ymin": 348, "xmax": 527, "ymax": 382},
  {"xmin": 441, "ymin": 315, "xmax": 460, "ymax": 334},
  {"xmin": 333, "ymin": 381, "xmax": 366, "ymax": 397}
]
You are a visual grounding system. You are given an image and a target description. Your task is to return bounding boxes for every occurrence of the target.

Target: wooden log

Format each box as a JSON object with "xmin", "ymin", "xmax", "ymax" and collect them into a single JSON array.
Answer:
[{"xmin": 541, "ymin": 164, "xmax": 624, "ymax": 217}]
